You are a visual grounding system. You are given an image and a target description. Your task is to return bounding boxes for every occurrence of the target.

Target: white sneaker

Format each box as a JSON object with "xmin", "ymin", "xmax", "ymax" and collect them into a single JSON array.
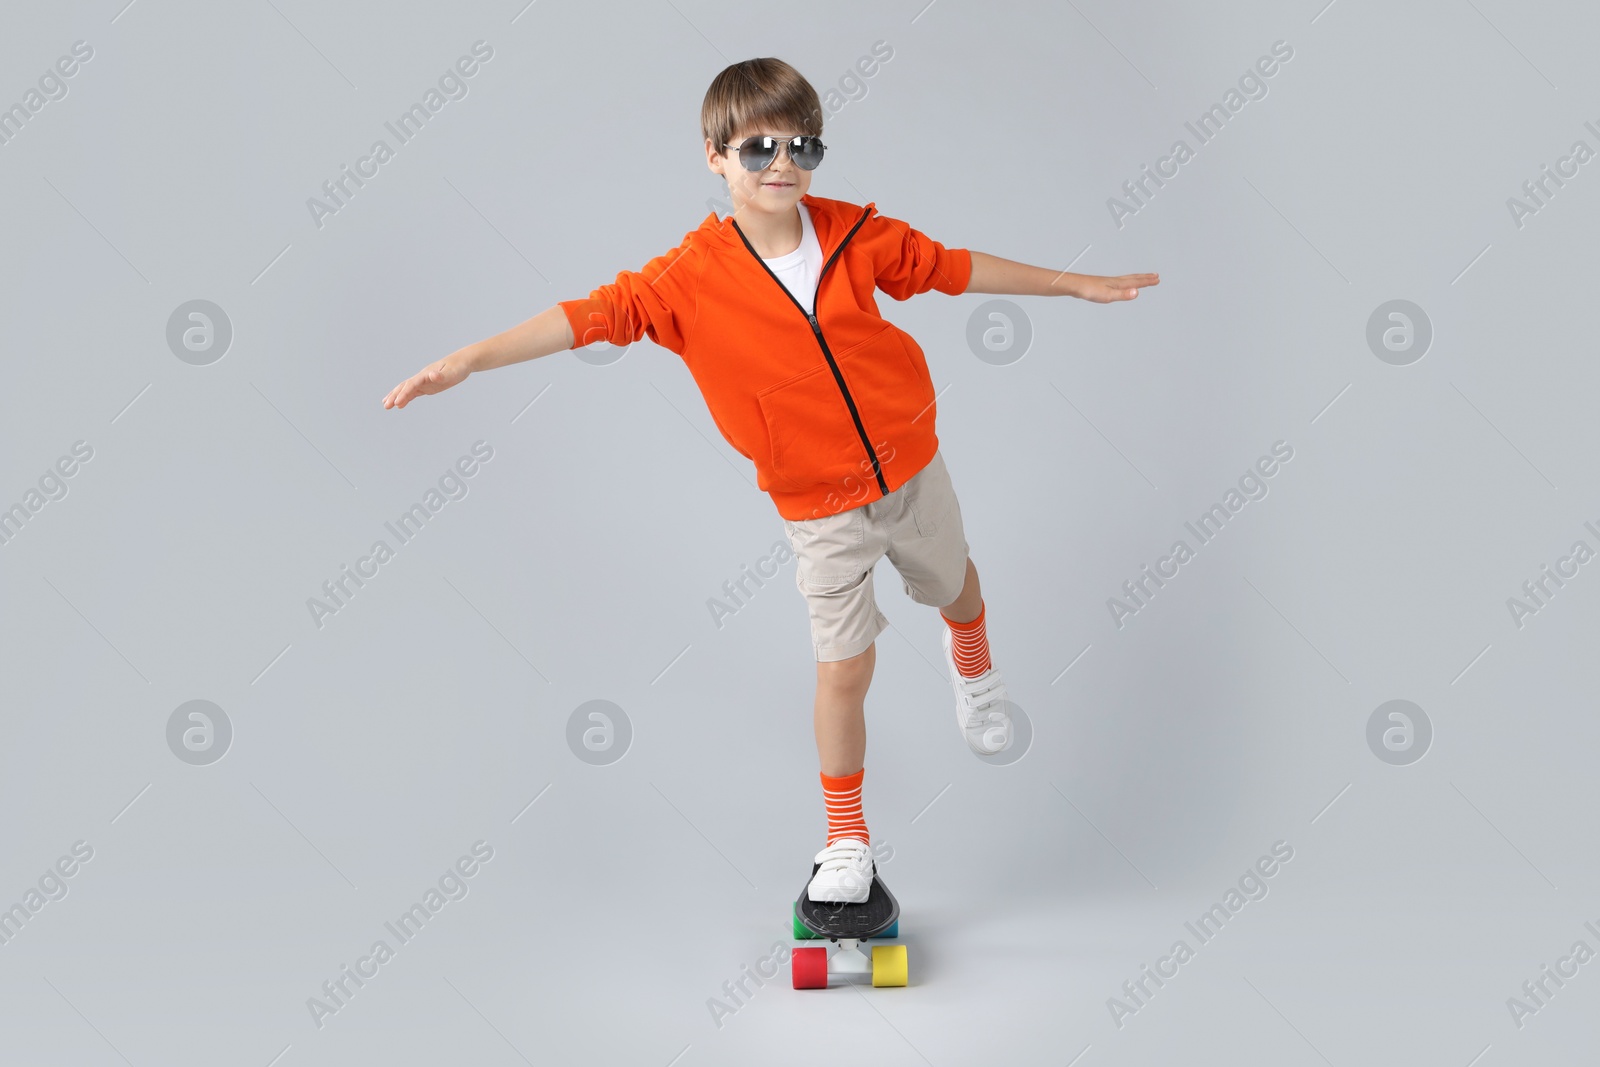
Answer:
[
  {"xmin": 942, "ymin": 627, "xmax": 1012, "ymax": 755},
  {"xmin": 806, "ymin": 838, "xmax": 874, "ymax": 903}
]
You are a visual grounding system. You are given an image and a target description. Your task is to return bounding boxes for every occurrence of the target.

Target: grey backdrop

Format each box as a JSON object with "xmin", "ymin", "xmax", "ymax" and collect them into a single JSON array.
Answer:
[{"xmin": 3, "ymin": 0, "xmax": 1597, "ymax": 1064}]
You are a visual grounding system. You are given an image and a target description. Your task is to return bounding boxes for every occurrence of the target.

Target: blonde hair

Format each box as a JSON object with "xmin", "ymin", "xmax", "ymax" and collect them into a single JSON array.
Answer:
[{"xmin": 701, "ymin": 58, "xmax": 823, "ymax": 154}]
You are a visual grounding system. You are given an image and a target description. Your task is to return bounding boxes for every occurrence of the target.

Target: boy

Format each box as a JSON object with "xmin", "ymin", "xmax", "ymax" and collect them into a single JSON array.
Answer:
[{"xmin": 383, "ymin": 58, "xmax": 1157, "ymax": 904}]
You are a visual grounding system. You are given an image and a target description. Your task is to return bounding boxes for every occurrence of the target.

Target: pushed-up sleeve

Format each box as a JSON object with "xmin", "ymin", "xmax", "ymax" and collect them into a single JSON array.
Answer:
[
  {"xmin": 558, "ymin": 233, "xmax": 700, "ymax": 354},
  {"xmin": 861, "ymin": 207, "xmax": 972, "ymax": 301}
]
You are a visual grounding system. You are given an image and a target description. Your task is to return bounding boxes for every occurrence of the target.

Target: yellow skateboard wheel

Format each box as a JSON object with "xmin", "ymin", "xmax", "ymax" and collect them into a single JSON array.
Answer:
[{"xmin": 871, "ymin": 943, "xmax": 907, "ymax": 987}]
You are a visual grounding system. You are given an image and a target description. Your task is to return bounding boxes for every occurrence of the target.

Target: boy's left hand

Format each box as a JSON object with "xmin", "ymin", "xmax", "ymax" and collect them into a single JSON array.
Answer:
[{"xmin": 1076, "ymin": 273, "xmax": 1160, "ymax": 303}]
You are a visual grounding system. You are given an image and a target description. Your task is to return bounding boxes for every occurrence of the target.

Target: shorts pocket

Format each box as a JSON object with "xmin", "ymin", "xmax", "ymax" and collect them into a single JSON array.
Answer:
[
  {"xmin": 907, "ymin": 459, "xmax": 951, "ymax": 538},
  {"xmin": 789, "ymin": 509, "xmax": 863, "ymax": 586},
  {"xmin": 909, "ymin": 494, "xmax": 943, "ymax": 538}
]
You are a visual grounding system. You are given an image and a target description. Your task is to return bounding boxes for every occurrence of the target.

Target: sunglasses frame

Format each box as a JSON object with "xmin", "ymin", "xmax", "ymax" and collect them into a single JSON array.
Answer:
[{"xmin": 722, "ymin": 134, "xmax": 827, "ymax": 172}]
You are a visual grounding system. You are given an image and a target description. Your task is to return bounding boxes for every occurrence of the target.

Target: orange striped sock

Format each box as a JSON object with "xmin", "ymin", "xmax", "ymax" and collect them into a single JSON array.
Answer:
[
  {"xmin": 820, "ymin": 768, "xmax": 869, "ymax": 845},
  {"xmin": 941, "ymin": 600, "xmax": 992, "ymax": 677}
]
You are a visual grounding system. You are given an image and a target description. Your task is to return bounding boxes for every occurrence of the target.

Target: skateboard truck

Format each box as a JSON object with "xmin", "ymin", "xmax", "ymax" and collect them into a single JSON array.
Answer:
[{"xmin": 824, "ymin": 938, "xmax": 872, "ymax": 974}]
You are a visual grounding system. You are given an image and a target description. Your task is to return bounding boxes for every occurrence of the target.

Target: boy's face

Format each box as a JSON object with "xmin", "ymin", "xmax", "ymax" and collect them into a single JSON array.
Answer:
[{"xmin": 706, "ymin": 123, "xmax": 813, "ymax": 217}]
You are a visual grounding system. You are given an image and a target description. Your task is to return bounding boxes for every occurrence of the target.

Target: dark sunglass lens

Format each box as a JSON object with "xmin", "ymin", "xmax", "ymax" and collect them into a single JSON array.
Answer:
[
  {"xmin": 739, "ymin": 136, "xmax": 777, "ymax": 171},
  {"xmin": 791, "ymin": 137, "xmax": 825, "ymax": 170}
]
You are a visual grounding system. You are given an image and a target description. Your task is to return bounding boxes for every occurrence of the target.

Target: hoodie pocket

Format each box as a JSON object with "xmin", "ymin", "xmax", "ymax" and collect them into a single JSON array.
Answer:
[
  {"xmin": 833, "ymin": 326, "xmax": 936, "ymax": 464},
  {"xmin": 756, "ymin": 324, "xmax": 934, "ymax": 492},
  {"xmin": 756, "ymin": 357, "xmax": 864, "ymax": 492}
]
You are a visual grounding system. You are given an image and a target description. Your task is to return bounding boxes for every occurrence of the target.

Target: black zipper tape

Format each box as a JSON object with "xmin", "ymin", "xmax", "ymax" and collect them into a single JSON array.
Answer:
[{"xmin": 732, "ymin": 207, "xmax": 888, "ymax": 500}]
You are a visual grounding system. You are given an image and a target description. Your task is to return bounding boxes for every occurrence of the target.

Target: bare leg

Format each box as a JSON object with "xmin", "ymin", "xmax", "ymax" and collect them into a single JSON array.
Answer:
[
  {"xmin": 939, "ymin": 557, "xmax": 983, "ymax": 623},
  {"xmin": 814, "ymin": 643, "xmax": 875, "ymax": 777}
]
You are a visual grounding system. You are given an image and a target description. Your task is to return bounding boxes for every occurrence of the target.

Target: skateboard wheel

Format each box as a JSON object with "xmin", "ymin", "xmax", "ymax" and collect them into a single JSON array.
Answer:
[
  {"xmin": 791, "ymin": 946, "xmax": 828, "ymax": 989},
  {"xmin": 871, "ymin": 944, "xmax": 907, "ymax": 987},
  {"xmin": 793, "ymin": 913, "xmax": 821, "ymax": 940}
]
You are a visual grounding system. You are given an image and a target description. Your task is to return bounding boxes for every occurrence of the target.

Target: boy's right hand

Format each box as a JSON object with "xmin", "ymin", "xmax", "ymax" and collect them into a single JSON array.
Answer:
[{"xmin": 383, "ymin": 352, "xmax": 471, "ymax": 410}]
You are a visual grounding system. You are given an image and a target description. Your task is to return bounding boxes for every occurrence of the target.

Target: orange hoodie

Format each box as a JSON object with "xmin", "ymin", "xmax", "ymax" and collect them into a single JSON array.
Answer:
[{"xmin": 557, "ymin": 193, "xmax": 972, "ymax": 521}]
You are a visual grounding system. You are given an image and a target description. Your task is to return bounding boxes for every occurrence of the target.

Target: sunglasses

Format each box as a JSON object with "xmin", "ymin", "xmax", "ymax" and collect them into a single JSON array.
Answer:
[{"xmin": 722, "ymin": 134, "xmax": 827, "ymax": 172}]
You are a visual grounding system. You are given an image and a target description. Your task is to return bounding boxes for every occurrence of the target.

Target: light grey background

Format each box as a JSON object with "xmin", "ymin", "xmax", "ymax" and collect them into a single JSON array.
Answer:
[{"xmin": 2, "ymin": 0, "xmax": 1597, "ymax": 1064}]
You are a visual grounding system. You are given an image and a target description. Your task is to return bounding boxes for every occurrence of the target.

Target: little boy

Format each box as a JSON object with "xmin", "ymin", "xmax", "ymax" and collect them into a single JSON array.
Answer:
[{"xmin": 383, "ymin": 58, "xmax": 1157, "ymax": 904}]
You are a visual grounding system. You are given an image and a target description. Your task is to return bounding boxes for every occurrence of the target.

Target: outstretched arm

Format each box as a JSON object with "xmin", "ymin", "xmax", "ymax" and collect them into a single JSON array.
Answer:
[
  {"xmin": 382, "ymin": 305, "xmax": 574, "ymax": 410},
  {"xmin": 965, "ymin": 250, "xmax": 1159, "ymax": 303}
]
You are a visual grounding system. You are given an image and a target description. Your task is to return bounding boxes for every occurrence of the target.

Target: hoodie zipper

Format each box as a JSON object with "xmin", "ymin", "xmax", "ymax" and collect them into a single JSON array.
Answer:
[{"xmin": 732, "ymin": 206, "xmax": 889, "ymax": 498}]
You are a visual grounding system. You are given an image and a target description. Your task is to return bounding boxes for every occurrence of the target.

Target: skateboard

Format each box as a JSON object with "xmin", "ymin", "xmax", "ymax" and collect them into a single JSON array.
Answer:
[{"xmin": 790, "ymin": 864, "xmax": 907, "ymax": 988}]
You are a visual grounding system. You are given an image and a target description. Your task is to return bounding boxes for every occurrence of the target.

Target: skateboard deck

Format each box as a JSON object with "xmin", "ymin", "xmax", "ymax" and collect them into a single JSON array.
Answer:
[{"xmin": 793, "ymin": 863, "xmax": 899, "ymax": 940}]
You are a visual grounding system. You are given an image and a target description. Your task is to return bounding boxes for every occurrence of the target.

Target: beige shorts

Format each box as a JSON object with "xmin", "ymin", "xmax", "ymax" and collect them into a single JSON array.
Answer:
[{"xmin": 781, "ymin": 449, "xmax": 971, "ymax": 662}]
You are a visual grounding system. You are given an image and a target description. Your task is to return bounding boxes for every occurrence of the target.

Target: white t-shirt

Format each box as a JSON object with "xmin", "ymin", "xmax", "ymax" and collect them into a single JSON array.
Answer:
[{"xmin": 761, "ymin": 201, "xmax": 824, "ymax": 310}]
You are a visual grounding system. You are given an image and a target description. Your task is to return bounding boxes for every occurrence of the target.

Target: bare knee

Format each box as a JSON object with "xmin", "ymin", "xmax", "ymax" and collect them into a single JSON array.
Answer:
[
  {"xmin": 939, "ymin": 558, "xmax": 981, "ymax": 620},
  {"xmin": 817, "ymin": 644, "xmax": 875, "ymax": 695}
]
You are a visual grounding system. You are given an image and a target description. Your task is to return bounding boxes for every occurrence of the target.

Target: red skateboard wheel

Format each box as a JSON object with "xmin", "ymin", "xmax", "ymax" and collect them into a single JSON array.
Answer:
[{"xmin": 791, "ymin": 946, "xmax": 828, "ymax": 989}]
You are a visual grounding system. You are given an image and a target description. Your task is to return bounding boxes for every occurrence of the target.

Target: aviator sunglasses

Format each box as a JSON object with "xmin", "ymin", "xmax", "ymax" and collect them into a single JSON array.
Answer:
[{"xmin": 722, "ymin": 133, "xmax": 827, "ymax": 172}]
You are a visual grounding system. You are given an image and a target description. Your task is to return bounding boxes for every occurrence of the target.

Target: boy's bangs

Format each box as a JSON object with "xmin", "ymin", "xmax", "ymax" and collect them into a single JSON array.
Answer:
[{"xmin": 703, "ymin": 58, "xmax": 823, "ymax": 150}]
